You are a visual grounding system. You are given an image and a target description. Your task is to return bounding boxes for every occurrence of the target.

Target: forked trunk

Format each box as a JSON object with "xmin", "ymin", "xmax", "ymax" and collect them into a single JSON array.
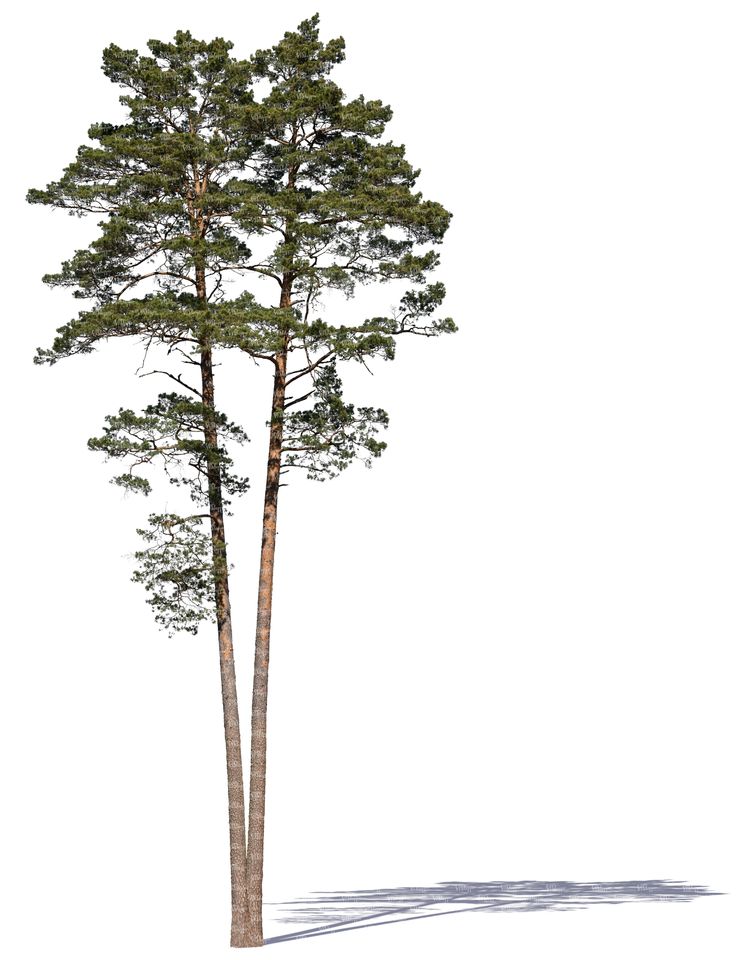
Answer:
[
  {"xmin": 243, "ymin": 346, "xmax": 287, "ymax": 947},
  {"xmin": 200, "ymin": 344, "xmax": 248, "ymax": 947}
]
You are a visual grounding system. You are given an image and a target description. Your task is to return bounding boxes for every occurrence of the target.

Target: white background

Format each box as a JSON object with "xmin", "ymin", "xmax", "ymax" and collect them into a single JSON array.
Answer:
[{"xmin": 1, "ymin": 1, "xmax": 733, "ymax": 957}]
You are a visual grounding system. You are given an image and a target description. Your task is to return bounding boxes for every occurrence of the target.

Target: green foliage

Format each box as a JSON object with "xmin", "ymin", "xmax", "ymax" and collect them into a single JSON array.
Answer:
[
  {"xmin": 235, "ymin": 14, "xmax": 453, "ymax": 308},
  {"xmin": 28, "ymin": 32, "xmax": 260, "ymax": 637},
  {"xmin": 88, "ymin": 392, "xmax": 248, "ymax": 508},
  {"xmin": 283, "ymin": 361, "xmax": 388, "ymax": 479},
  {"xmin": 30, "ymin": 15, "xmax": 455, "ymax": 392},
  {"xmin": 28, "ymin": 16, "xmax": 457, "ymax": 636},
  {"xmin": 233, "ymin": 15, "xmax": 455, "ymax": 480},
  {"xmin": 33, "ymin": 291, "xmax": 291, "ymax": 366},
  {"xmin": 27, "ymin": 31, "xmax": 257, "ymax": 305},
  {"xmin": 89, "ymin": 392, "xmax": 248, "ymax": 633},
  {"xmin": 132, "ymin": 513, "xmax": 216, "ymax": 635}
]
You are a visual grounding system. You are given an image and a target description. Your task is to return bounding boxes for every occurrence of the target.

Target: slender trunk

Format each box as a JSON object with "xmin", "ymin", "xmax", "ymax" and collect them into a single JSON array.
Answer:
[
  {"xmin": 243, "ymin": 152, "xmax": 296, "ymax": 945},
  {"xmin": 243, "ymin": 321, "xmax": 289, "ymax": 947},
  {"xmin": 197, "ymin": 264, "xmax": 248, "ymax": 947}
]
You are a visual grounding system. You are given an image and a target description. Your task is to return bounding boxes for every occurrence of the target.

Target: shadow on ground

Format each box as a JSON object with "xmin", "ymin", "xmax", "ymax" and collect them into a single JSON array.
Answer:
[{"xmin": 265, "ymin": 878, "xmax": 724, "ymax": 944}]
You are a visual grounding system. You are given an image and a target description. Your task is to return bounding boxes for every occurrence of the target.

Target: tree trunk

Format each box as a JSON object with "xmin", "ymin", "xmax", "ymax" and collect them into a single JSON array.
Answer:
[
  {"xmin": 199, "ymin": 326, "xmax": 248, "ymax": 944},
  {"xmin": 243, "ymin": 343, "xmax": 287, "ymax": 947}
]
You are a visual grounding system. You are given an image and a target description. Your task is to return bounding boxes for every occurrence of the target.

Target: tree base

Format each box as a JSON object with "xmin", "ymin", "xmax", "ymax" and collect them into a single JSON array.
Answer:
[{"xmin": 230, "ymin": 930, "xmax": 264, "ymax": 949}]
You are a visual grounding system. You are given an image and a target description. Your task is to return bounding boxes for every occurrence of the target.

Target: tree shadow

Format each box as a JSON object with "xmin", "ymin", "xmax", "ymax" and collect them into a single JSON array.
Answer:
[{"xmin": 265, "ymin": 878, "xmax": 724, "ymax": 944}]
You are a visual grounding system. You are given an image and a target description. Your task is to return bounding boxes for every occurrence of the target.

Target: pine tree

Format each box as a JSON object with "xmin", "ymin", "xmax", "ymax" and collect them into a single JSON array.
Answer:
[
  {"xmin": 216, "ymin": 15, "xmax": 456, "ymax": 945},
  {"xmin": 28, "ymin": 19, "xmax": 455, "ymax": 949},
  {"xmin": 27, "ymin": 32, "xmax": 259, "ymax": 947}
]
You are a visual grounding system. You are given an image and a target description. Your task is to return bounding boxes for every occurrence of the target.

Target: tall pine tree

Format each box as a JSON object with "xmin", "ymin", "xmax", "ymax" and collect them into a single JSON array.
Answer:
[
  {"xmin": 215, "ymin": 15, "xmax": 456, "ymax": 945},
  {"xmin": 27, "ymin": 32, "xmax": 260, "ymax": 947},
  {"xmin": 29, "ymin": 18, "xmax": 455, "ymax": 948}
]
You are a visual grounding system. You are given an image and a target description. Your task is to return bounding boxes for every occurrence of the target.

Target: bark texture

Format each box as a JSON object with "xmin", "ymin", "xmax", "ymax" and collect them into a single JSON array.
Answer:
[
  {"xmin": 200, "ymin": 346, "xmax": 248, "ymax": 946},
  {"xmin": 198, "ymin": 247, "xmax": 248, "ymax": 946},
  {"xmin": 243, "ymin": 341, "xmax": 288, "ymax": 947}
]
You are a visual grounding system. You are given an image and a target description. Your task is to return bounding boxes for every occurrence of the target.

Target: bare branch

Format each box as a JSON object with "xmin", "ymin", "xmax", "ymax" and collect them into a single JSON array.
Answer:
[
  {"xmin": 285, "ymin": 349, "xmax": 334, "ymax": 386},
  {"xmin": 139, "ymin": 369, "xmax": 203, "ymax": 397},
  {"xmin": 283, "ymin": 389, "xmax": 314, "ymax": 410}
]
